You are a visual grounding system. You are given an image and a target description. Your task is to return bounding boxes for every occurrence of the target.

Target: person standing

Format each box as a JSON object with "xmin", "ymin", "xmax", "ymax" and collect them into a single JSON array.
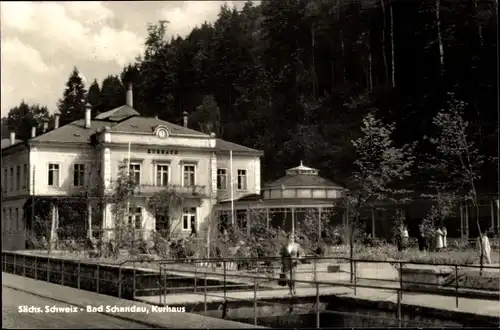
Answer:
[
  {"xmin": 396, "ymin": 224, "xmax": 403, "ymax": 252},
  {"xmin": 418, "ymin": 224, "xmax": 426, "ymax": 252},
  {"xmin": 477, "ymin": 232, "xmax": 492, "ymax": 264},
  {"xmin": 280, "ymin": 234, "xmax": 301, "ymax": 296},
  {"xmin": 442, "ymin": 226, "xmax": 447, "ymax": 250},
  {"xmin": 401, "ymin": 226, "xmax": 409, "ymax": 251},
  {"xmin": 435, "ymin": 227, "xmax": 444, "ymax": 251}
]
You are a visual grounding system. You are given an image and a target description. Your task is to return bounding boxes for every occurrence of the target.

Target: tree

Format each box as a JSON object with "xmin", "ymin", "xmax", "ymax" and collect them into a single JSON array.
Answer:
[
  {"xmin": 57, "ymin": 67, "xmax": 87, "ymax": 126},
  {"xmin": 190, "ymin": 95, "xmax": 222, "ymax": 135},
  {"xmin": 426, "ymin": 94, "xmax": 486, "ymax": 272},
  {"xmin": 100, "ymin": 75, "xmax": 126, "ymax": 112},
  {"xmin": 342, "ymin": 112, "xmax": 415, "ymax": 282},
  {"xmin": 6, "ymin": 101, "xmax": 50, "ymax": 140},
  {"xmin": 87, "ymin": 79, "xmax": 101, "ymax": 116},
  {"xmin": 109, "ymin": 160, "xmax": 139, "ymax": 258}
]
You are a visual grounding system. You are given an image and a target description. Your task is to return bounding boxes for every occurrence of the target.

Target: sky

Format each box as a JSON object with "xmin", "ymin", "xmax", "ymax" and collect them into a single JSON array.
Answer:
[{"xmin": 0, "ymin": 1, "xmax": 247, "ymax": 117}]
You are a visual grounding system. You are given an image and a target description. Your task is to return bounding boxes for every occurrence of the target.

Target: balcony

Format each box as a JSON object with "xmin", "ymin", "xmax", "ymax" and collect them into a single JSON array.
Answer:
[{"xmin": 135, "ymin": 184, "xmax": 209, "ymax": 198}]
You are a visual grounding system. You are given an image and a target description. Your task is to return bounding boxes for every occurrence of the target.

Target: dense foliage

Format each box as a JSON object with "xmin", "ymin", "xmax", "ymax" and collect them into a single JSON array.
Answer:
[{"xmin": 3, "ymin": 0, "xmax": 498, "ymax": 193}]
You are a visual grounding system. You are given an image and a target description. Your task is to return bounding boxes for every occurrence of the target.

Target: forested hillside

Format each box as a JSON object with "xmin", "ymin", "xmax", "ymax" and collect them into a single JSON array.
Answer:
[{"xmin": 4, "ymin": 0, "xmax": 499, "ymax": 192}]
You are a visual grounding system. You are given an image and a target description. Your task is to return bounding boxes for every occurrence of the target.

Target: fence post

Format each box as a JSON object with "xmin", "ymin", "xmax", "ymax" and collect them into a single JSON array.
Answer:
[
  {"xmin": 399, "ymin": 261, "xmax": 403, "ymax": 301},
  {"xmin": 61, "ymin": 260, "xmax": 64, "ymax": 286},
  {"xmin": 13, "ymin": 254, "xmax": 16, "ymax": 274},
  {"xmin": 118, "ymin": 266, "xmax": 122, "ymax": 299},
  {"xmin": 204, "ymin": 271, "xmax": 208, "ymax": 316},
  {"xmin": 132, "ymin": 267, "xmax": 136, "ymax": 300},
  {"xmin": 223, "ymin": 260, "xmax": 227, "ymax": 302},
  {"xmin": 313, "ymin": 256, "xmax": 317, "ymax": 282},
  {"xmin": 253, "ymin": 277, "xmax": 258, "ymax": 326},
  {"xmin": 34, "ymin": 256, "xmax": 38, "ymax": 280},
  {"xmin": 353, "ymin": 259, "xmax": 357, "ymax": 296},
  {"xmin": 455, "ymin": 265, "xmax": 459, "ymax": 308},
  {"xmin": 222, "ymin": 260, "xmax": 227, "ymax": 319},
  {"xmin": 96, "ymin": 264, "xmax": 100, "ymax": 294},
  {"xmin": 316, "ymin": 282, "xmax": 320, "ymax": 328},
  {"xmin": 23, "ymin": 255, "xmax": 26, "ymax": 277},
  {"xmin": 194, "ymin": 265, "xmax": 198, "ymax": 293},
  {"xmin": 77, "ymin": 261, "xmax": 81, "ymax": 290},
  {"xmin": 163, "ymin": 268, "xmax": 167, "ymax": 305},
  {"xmin": 397, "ymin": 288, "xmax": 402, "ymax": 327},
  {"xmin": 47, "ymin": 259, "xmax": 50, "ymax": 282}
]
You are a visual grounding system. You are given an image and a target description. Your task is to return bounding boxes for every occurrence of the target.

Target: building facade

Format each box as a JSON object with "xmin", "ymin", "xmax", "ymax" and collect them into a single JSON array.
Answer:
[{"xmin": 1, "ymin": 87, "xmax": 263, "ymax": 250}]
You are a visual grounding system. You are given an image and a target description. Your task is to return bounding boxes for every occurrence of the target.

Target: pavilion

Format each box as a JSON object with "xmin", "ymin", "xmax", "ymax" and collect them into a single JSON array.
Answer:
[{"xmin": 214, "ymin": 161, "xmax": 344, "ymax": 236}]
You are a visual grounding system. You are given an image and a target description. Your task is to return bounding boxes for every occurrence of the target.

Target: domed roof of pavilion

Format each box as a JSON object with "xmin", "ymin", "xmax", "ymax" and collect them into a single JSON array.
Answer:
[{"xmin": 264, "ymin": 161, "xmax": 343, "ymax": 189}]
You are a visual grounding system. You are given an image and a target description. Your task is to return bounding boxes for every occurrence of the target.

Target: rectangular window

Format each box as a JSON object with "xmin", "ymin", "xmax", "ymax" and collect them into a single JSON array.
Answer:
[
  {"xmin": 9, "ymin": 168, "xmax": 14, "ymax": 191},
  {"xmin": 183, "ymin": 165, "xmax": 196, "ymax": 187},
  {"xmin": 3, "ymin": 169, "xmax": 7, "ymax": 192},
  {"xmin": 23, "ymin": 164, "xmax": 27, "ymax": 189},
  {"xmin": 155, "ymin": 214, "xmax": 170, "ymax": 233},
  {"xmin": 15, "ymin": 208, "xmax": 19, "ymax": 230},
  {"xmin": 128, "ymin": 207, "xmax": 142, "ymax": 229},
  {"xmin": 15, "ymin": 166, "xmax": 20, "ymax": 190},
  {"xmin": 182, "ymin": 207, "xmax": 196, "ymax": 231},
  {"xmin": 237, "ymin": 169, "xmax": 247, "ymax": 190},
  {"xmin": 73, "ymin": 164, "xmax": 85, "ymax": 186},
  {"xmin": 129, "ymin": 164, "xmax": 141, "ymax": 185},
  {"xmin": 48, "ymin": 164, "xmax": 60, "ymax": 186},
  {"xmin": 9, "ymin": 208, "xmax": 12, "ymax": 231},
  {"xmin": 156, "ymin": 165, "xmax": 169, "ymax": 186},
  {"xmin": 217, "ymin": 169, "xmax": 227, "ymax": 190}
]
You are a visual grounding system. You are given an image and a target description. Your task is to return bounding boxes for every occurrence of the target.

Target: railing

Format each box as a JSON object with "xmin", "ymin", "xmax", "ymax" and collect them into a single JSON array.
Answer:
[{"xmin": 2, "ymin": 252, "xmax": 499, "ymax": 328}]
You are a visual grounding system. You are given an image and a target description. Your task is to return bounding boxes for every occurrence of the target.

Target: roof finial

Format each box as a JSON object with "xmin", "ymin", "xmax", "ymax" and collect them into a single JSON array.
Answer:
[{"xmin": 300, "ymin": 160, "xmax": 303, "ymax": 166}]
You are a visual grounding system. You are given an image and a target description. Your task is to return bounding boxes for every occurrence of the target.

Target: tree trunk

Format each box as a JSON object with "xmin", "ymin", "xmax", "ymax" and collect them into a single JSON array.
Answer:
[
  {"xmin": 473, "ymin": 0, "xmax": 484, "ymax": 48},
  {"xmin": 311, "ymin": 27, "xmax": 317, "ymax": 99},
  {"xmin": 436, "ymin": 0, "xmax": 445, "ymax": 76},
  {"xmin": 380, "ymin": 0, "xmax": 389, "ymax": 84},
  {"xmin": 340, "ymin": 29, "xmax": 346, "ymax": 83},
  {"xmin": 389, "ymin": 0, "xmax": 396, "ymax": 87},
  {"xmin": 368, "ymin": 31, "xmax": 374, "ymax": 90}
]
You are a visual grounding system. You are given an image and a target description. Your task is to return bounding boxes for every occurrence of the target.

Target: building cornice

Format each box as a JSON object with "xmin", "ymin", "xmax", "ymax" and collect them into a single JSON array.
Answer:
[{"xmin": 216, "ymin": 150, "xmax": 264, "ymax": 157}]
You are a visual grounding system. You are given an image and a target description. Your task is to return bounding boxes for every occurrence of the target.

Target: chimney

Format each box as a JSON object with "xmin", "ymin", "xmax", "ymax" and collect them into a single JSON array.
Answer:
[
  {"xmin": 126, "ymin": 83, "xmax": 133, "ymax": 107},
  {"xmin": 9, "ymin": 132, "xmax": 15, "ymax": 145},
  {"xmin": 31, "ymin": 126, "xmax": 36, "ymax": 138},
  {"xmin": 85, "ymin": 103, "xmax": 92, "ymax": 129},
  {"xmin": 42, "ymin": 120, "xmax": 48, "ymax": 133},
  {"xmin": 182, "ymin": 111, "xmax": 188, "ymax": 128},
  {"xmin": 54, "ymin": 113, "xmax": 60, "ymax": 129}
]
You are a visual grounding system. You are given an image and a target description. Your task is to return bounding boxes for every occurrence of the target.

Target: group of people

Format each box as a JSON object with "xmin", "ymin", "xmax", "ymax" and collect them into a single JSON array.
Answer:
[{"xmin": 416, "ymin": 225, "xmax": 448, "ymax": 252}]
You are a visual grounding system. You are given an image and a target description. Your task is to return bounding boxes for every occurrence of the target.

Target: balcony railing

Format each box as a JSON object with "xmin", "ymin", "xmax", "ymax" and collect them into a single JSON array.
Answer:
[{"xmin": 135, "ymin": 184, "xmax": 209, "ymax": 197}]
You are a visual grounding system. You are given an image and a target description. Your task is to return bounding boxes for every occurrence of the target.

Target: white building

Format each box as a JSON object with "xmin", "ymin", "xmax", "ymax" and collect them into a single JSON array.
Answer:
[{"xmin": 1, "ymin": 86, "xmax": 263, "ymax": 250}]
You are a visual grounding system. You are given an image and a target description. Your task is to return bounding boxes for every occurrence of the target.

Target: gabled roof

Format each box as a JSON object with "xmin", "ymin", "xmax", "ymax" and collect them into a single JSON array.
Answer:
[
  {"xmin": 95, "ymin": 105, "xmax": 139, "ymax": 121},
  {"xmin": 215, "ymin": 138, "xmax": 263, "ymax": 155},
  {"xmin": 30, "ymin": 120, "xmax": 114, "ymax": 143},
  {"xmin": 1, "ymin": 138, "xmax": 23, "ymax": 150},
  {"xmin": 110, "ymin": 116, "xmax": 207, "ymax": 136}
]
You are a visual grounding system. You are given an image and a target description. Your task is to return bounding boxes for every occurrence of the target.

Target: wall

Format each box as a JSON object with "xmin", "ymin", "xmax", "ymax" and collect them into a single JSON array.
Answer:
[
  {"xmin": 2, "ymin": 147, "xmax": 30, "ymax": 199},
  {"xmin": 109, "ymin": 132, "xmax": 215, "ymax": 149},
  {"xmin": 2, "ymin": 145, "xmax": 30, "ymax": 250},
  {"xmin": 1, "ymin": 198, "xmax": 27, "ymax": 250},
  {"xmin": 29, "ymin": 146, "xmax": 100, "ymax": 197},
  {"xmin": 108, "ymin": 146, "xmax": 213, "ymax": 189},
  {"xmin": 216, "ymin": 155, "xmax": 261, "ymax": 200}
]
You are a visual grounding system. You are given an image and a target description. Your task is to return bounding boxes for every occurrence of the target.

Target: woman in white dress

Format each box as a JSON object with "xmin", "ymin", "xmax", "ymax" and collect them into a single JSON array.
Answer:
[
  {"xmin": 434, "ymin": 227, "xmax": 444, "ymax": 251},
  {"xmin": 477, "ymin": 233, "xmax": 491, "ymax": 264},
  {"xmin": 442, "ymin": 226, "xmax": 447, "ymax": 249}
]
